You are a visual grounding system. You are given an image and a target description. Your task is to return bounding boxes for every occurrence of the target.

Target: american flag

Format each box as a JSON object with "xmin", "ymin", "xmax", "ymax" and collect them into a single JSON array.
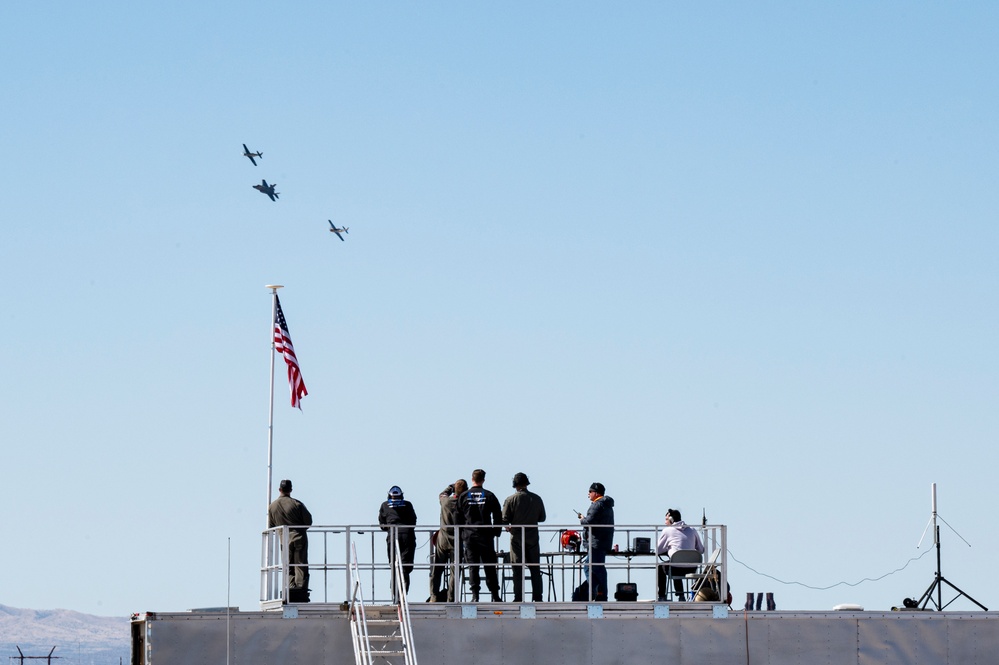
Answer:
[{"xmin": 274, "ymin": 295, "xmax": 308, "ymax": 409}]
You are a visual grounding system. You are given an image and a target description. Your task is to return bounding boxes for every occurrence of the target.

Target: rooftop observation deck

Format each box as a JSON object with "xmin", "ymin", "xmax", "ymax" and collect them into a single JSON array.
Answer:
[
  {"xmin": 130, "ymin": 521, "xmax": 999, "ymax": 665},
  {"xmin": 260, "ymin": 522, "xmax": 728, "ymax": 609}
]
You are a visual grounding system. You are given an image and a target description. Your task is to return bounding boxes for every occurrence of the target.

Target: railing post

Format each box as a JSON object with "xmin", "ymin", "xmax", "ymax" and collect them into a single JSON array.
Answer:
[
  {"xmin": 345, "ymin": 526, "xmax": 352, "ymax": 607},
  {"xmin": 281, "ymin": 525, "xmax": 289, "ymax": 603}
]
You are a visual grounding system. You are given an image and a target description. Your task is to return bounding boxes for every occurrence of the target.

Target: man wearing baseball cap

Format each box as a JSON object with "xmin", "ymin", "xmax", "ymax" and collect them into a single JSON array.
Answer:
[
  {"xmin": 579, "ymin": 482, "xmax": 615, "ymax": 601},
  {"xmin": 267, "ymin": 479, "xmax": 314, "ymax": 602}
]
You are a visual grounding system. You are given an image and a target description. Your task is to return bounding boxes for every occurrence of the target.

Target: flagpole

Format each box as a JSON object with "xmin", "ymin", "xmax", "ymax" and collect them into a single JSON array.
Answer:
[{"xmin": 265, "ymin": 284, "xmax": 283, "ymax": 512}]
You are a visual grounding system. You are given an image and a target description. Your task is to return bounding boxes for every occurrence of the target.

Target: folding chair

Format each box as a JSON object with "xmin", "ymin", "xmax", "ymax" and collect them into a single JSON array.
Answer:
[
  {"xmin": 686, "ymin": 548, "xmax": 722, "ymax": 601},
  {"xmin": 666, "ymin": 549, "xmax": 702, "ymax": 600}
]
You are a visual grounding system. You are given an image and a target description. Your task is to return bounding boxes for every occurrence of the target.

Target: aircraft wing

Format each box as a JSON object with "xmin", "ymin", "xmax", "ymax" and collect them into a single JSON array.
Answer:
[{"xmin": 243, "ymin": 144, "xmax": 258, "ymax": 166}]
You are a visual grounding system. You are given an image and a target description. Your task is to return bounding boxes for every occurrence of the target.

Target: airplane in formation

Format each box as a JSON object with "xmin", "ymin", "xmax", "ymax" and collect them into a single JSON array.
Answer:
[
  {"xmin": 242, "ymin": 144, "xmax": 263, "ymax": 166},
  {"xmin": 328, "ymin": 220, "xmax": 349, "ymax": 240},
  {"xmin": 253, "ymin": 180, "xmax": 279, "ymax": 201}
]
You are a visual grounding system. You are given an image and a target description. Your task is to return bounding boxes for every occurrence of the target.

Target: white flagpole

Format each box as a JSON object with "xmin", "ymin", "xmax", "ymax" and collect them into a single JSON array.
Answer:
[{"xmin": 265, "ymin": 284, "xmax": 283, "ymax": 512}]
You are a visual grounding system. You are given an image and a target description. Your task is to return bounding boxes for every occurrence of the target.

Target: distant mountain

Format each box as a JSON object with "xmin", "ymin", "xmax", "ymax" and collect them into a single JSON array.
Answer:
[{"xmin": 0, "ymin": 604, "xmax": 128, "ymax": 665}]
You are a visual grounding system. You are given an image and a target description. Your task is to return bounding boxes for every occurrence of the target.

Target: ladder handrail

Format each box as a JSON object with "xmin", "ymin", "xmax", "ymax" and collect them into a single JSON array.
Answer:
[
  {"xmin": 350, "ymin": 535, "xmax": 418, "ymax": 665},
  {"xmin": 390, "ymin": 536, "xmax": 418, "ymax": 665},
  {"xmin": 349, "ymin": 542, "xmax": 373, "ymax": 665}
]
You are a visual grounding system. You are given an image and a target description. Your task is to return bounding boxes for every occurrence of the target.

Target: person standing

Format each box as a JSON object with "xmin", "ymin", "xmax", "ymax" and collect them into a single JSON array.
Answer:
[
  {"xmin": 431, "ymin": 479, "xmax": 467, "ymax": 602},
  {"xmin": 456, "ymin": 469, "xmax": 503, "ymax": 602},
  {"xmin": 378, "ymin": 486, "xmax": 418, "ymax": 599},
  {"xmin": 579, "ymin": 482, "xmax": 615, "ymax": 601},
  {"xmin": 267, "ymin": 479, "xmax": 313, "ymax": 602},
  {"xmin": 656, "ymin": 508, "xmax": 704, "ymax": 601},
  {"xmin": 502, "ymin": 472, "xmax": 547, "ymax": 602}
]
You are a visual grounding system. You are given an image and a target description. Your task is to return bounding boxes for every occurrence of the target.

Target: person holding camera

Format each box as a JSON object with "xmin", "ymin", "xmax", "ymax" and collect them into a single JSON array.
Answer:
[{"xmin": 431, "ymin": 478, "xmax": 467, "ymax": 602}]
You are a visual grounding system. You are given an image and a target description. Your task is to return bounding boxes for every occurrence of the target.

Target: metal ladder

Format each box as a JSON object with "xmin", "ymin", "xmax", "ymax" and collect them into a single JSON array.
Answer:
[{"xmin": 349, "ymin": 539, "xmax": 418, "ymax": 665}]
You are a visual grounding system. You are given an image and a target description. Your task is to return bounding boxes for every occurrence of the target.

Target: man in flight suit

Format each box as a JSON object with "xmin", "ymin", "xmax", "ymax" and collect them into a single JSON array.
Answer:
[
  {"xmin": 431, "ymin": 479, "xmax": 467, "ymax": 602},
  {"xmin": 502, "ymin": 472, "xmax": 547, "ymax": 602},
  {"xmin": 267, "ymin": 479, "xmax": 313, "ymax": 602},
  {"xmin": 457, "ymin": 469, "xmax": 503, "ymax": 602}
]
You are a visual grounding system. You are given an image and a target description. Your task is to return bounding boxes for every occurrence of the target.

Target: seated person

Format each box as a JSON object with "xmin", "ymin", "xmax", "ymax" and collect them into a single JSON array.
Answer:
[{"xmin": 656, "ymin": 508, "xmax": 704, "ymax": 601}]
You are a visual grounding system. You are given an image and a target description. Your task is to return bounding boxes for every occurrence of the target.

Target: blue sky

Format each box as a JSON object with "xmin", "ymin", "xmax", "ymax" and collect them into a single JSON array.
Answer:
[{"xmin": 2, "ymin": 2, "xmax": 997, "ymax": 616}]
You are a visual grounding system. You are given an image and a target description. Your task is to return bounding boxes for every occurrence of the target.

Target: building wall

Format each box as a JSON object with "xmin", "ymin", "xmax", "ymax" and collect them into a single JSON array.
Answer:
[{"xmin": 136, "ymin": 608, "xmax": 999, "ymax": 665}]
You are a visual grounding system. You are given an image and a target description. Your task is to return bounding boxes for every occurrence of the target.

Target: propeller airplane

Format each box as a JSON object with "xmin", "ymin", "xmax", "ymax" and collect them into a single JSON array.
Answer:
[
  {"xmin": 242, "ymin": 144, "xmax": 263, "ymax": 166},
  {"xmin": 328, "ymin": 220, "xmax": 349, "ymax": 240}
]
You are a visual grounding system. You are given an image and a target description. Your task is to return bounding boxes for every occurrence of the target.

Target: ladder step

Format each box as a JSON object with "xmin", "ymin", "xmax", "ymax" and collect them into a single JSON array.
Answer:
[{"xmin": 351, "ymin": 587, "xmax": 413, "ymax": 664}]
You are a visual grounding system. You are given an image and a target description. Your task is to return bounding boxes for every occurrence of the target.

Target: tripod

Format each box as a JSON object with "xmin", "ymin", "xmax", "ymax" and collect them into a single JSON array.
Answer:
[{"xmin": 914, "ymin": 483, "xmax": 987, "ymax": 611}]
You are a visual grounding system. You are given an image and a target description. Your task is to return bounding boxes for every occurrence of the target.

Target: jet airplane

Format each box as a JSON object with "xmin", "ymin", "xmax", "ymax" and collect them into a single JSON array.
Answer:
[
  {"xmin": 328, "ymin": 220, "xmax": 349, "ymax": 240},
  {"xmin": 242, "ymin": 144, "xmax": 263, "ymax": 166},
  {"xmin": 253, "ymin": 180, "xmax": 279, "ymax": 201}
]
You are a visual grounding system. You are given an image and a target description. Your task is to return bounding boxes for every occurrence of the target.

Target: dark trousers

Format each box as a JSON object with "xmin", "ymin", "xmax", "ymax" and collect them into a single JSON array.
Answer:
[
  {"xmin": 387, "ymin": 536, "xmax": 416, "ymax": 597},
  {"xmin": 583, "ymin": 549, "xmax": 607, "ymax": 600},
  {"xmin": 510, "ymin": 539, "xmax": 543, "ymax": 602},
  {"xmin": 657, "ymin": 565, "xmax": 695, "ymax": 600},
  {"xmin": 464, "ymin": 539, "xmax": 500, "ymax": 598}
]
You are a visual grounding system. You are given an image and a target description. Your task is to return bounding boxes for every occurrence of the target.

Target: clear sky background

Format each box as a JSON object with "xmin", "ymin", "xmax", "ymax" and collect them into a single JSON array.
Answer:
[{"xmin": 2, "ymin": 2, "xmax": 997, "ymax": 617}]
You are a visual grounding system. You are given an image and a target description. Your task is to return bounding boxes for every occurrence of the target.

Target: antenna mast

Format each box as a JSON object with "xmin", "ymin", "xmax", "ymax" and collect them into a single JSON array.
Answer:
[{"xmin": 913, "ymin": 483, "xmax": 986, "ymax": 611}]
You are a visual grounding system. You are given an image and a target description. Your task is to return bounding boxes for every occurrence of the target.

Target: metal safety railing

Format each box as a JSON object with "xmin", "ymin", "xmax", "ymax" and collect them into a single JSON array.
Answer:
[
  {"xmin": 348, "ymin": 543, "xmax": 372, "ymax": 665},
  {"xmin": 261, "ymin": 523, "xmax": 727, "ymax": 607},
  {"xmin": 348, "ymin": 540, "xmax": 419, "ymax": 665}
]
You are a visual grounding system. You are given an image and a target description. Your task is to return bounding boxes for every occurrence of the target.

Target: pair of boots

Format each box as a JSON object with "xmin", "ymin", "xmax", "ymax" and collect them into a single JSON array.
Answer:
[
  {"xmin": 744, "ymin": 592, "xmax": 775, "ymax": 611},
  {"xmin": 287, "ymin": 588, "xmax": 310, "ymax": 603}
]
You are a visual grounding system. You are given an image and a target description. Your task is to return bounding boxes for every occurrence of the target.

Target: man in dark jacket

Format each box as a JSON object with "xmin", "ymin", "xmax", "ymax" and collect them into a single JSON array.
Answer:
[
  {"xmin": 378, "ymin": 486, "xmax": 418, "ymax": 599},
  {"xmin": 431, "ymin": 478, "xmax": 467, "ymax": 602},
  {"xmin": 456, "ymin": 469, "xmax": 503, "ymax": 602},
  {"xmin": 267, "ymin": 479, "xmax": 313, "ymax": 601},
  {"xmin": 579, "ymin": 482, "xmax": 615, "ymax": 601},
  {"xmin": 502, "ymin": 472, "xmax": 547, "ymax": 602}
]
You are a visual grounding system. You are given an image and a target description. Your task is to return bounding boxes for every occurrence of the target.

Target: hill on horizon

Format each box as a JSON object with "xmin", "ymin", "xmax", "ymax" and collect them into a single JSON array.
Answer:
[{"xmin": 0, "ymin": 604, "xmax": 128, "ymax": 665}]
